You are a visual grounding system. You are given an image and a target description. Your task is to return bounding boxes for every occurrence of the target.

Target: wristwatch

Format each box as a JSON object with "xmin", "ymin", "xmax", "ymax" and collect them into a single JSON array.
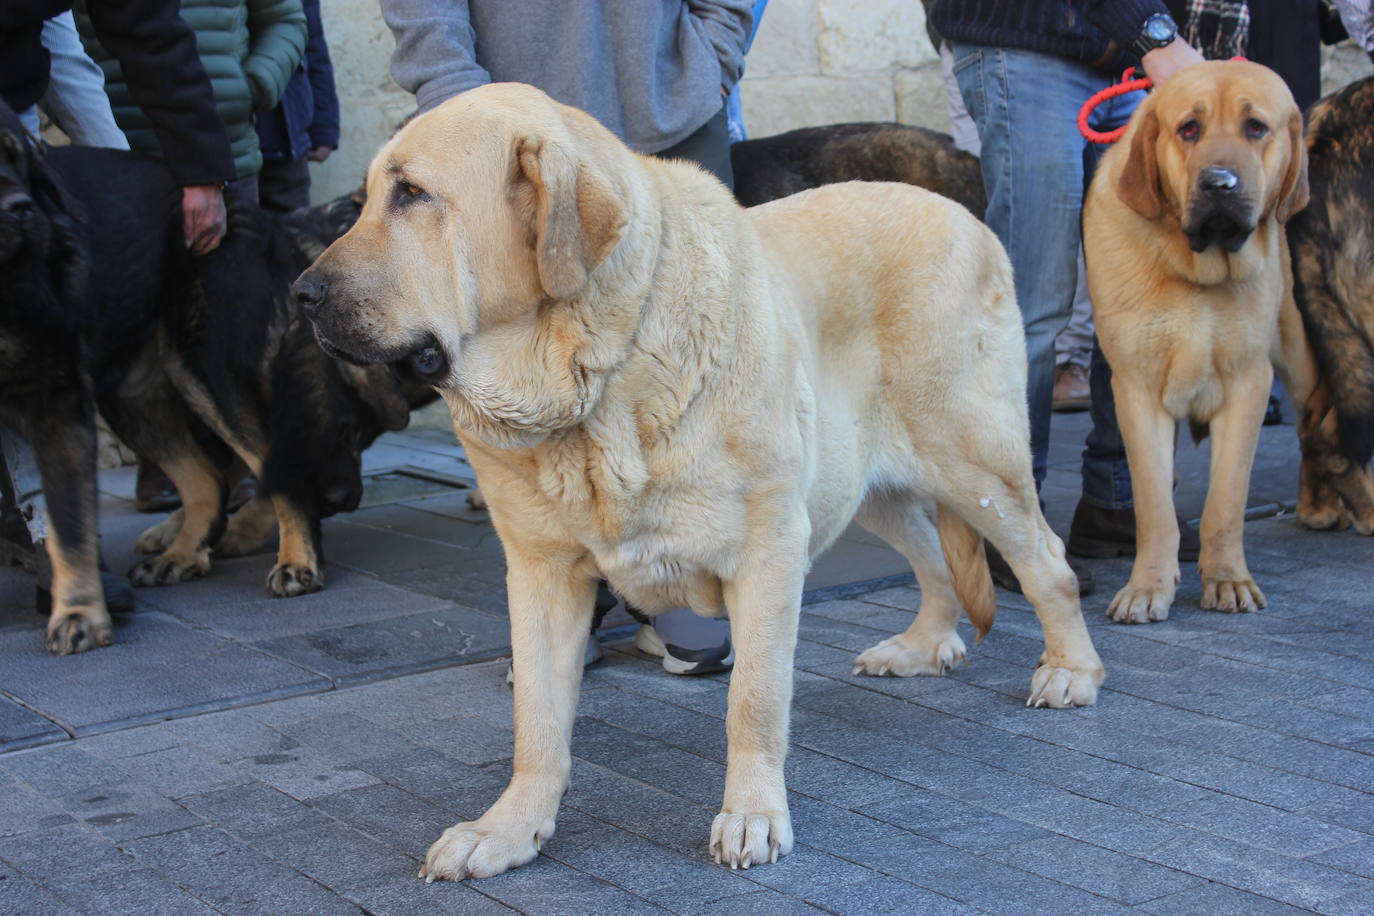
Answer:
[{"xmin": 1130, "ymin": 12, "xmax": 1178, "ymax": 60}]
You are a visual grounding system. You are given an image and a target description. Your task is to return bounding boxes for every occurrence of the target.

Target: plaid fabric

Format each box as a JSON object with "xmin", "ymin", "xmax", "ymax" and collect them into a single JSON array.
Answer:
[{"xmin": 1183, "ymin": 0, "xmax": 1250, "ymax": 59}]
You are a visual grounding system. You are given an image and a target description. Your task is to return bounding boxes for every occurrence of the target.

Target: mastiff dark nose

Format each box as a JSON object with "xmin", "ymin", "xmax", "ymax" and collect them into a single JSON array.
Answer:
[
  {"xmin": 1199, "ymin": 166, "xmax": 1240, "ymax": 195},
  {"xmin": 291, "ymin": 274, "xmax": 327, "ymax": 317}
]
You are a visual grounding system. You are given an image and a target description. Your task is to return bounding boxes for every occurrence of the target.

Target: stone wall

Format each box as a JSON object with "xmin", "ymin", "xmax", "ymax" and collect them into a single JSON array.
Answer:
[{"xmin": 310, "ymin": 1, "xmax": 1372, "ymax": 202}]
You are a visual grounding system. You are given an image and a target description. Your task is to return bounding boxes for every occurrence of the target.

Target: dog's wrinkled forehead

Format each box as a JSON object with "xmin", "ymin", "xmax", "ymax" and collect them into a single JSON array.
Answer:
[
  {"xmin": 1154, "ymin": 61, "xmax": 1295, "ymax": 130},
  {"xmin": 373, "ymin": 83, "xmax": 578, "ymax": 192}
]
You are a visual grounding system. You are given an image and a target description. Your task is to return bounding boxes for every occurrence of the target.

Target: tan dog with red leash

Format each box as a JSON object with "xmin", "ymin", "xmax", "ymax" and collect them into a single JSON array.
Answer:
[{"xmin": 1085, "ymin": 60, "xmax": 1310, "ymax": 623}]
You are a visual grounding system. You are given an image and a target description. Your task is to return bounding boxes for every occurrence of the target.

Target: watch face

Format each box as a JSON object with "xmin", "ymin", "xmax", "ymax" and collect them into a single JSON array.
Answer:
[{"xmin": 1145, "ymin": 15, "xmax": 1176, "ymax": 43}]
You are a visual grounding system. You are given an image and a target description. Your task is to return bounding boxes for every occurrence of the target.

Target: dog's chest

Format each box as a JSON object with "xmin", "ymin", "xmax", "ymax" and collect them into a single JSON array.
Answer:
[{"xmin": 533, "ymin": 429, "xmax": 746, "ymax": 615}]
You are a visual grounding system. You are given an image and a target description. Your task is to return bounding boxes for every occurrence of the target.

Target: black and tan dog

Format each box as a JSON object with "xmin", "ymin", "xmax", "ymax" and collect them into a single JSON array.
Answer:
[
  {"xmin": 1, "ymin": 110, "xmax": 424, "ymax": 653},
  {"xmin": 0, "ymin": 102, "xmax": 107, "ymax": 654},
  {"xmin": 1286, "ymin": 75, "xmax": 1374, "ymax": 535},
  {"xmin": 731, "ymin": 122, "xmax": 986, "ymax": 216}
]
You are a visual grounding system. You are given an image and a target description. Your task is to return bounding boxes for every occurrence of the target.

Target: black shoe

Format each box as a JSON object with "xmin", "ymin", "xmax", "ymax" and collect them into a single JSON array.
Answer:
[
  {"xmin": 1067, "ymin": 501, "xmax": 1200, "ymax": 561},
  {"xmin": 985, "ymin": 543, "xmax": 1095, "ymax": 597},
  {"xmin": 34, "ymin": 557, "xmax": 136, "ymax": 617},
  {"xmin": 135, "ymin": 461, "xmax": 181, "ymax": 513}
]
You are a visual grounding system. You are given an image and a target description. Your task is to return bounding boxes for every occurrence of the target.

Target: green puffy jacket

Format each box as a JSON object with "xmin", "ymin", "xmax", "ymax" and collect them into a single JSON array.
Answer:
[{"xmin": 76, "ymin": 0, "xmax": 306, "ymax": 178}]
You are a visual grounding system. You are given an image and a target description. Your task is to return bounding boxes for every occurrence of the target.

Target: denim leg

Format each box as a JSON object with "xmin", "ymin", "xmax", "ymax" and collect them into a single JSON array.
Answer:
[
  {"xmin": 1079, "ymin": 89, "xmax": 1144, "ymax": 510},
  {"xmin": 951, "ymin": 45, "xmax": 1099, "ymax": 491}
]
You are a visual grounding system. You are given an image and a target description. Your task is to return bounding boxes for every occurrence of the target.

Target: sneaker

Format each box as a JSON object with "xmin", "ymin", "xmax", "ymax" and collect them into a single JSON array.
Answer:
[
  {"xmin": 1052, "ymin": 363, "xmax": 1091, "ymax": 413},
  {"xmin": 1067, "ymin": 501, "xmax": 1200, "ymax": 561},
  {"xmin": 635, "ymin": 606, "xmax": 734, "ymax": 675},
  {"xmin": 985, "ymin": 542, "xmax": 1095, "ymax": 596}
]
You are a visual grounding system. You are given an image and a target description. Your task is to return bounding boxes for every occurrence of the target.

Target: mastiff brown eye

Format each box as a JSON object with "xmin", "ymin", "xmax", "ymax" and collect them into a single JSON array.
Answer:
[
  {"xmin": 1244, "ymin": 118, "xmax": 1268, "ymax": 140},
  {"xmin": 1178, "ymin": 119, "xmax": 1201, "ymax": 142},
  {"xmin": 392, "ymin": 179, "xmax": 429, "ymax": 207}
]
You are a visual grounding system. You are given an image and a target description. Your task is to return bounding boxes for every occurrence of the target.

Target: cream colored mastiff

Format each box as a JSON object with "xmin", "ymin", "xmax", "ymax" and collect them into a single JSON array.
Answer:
[{"xmin": 294, "ymin": 83, "xmax": 1104, "ymax": 879}]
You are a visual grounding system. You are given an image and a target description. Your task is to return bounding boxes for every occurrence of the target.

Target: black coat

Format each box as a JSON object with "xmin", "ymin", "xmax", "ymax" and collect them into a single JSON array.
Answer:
[{"xmin": 0, "ymin": 0, "xmax": 233, "ymax": 186}]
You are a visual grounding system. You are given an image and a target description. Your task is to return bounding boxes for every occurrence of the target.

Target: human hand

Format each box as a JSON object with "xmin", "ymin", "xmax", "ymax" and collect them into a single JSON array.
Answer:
[
  {"xmin": 306, "ymin": 145, "xmax": 333, "ymax": 163},
  {"xmin": 181, "ymin": 184, "xmax": 227, "ymax": 255},
  {"xmin": 1141, "ymin": 37, "xmax": 1204, "ymax": 86}
]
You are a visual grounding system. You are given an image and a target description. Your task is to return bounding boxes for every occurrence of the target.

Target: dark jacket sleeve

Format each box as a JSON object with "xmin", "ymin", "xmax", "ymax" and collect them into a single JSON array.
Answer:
[
  {"xmin": 302, "ymin": 0, "xmax": 339, "ymax": 148},
  {"xmin": 1085, "ymin": 0, "xmax": 1171, "ymax": 48},
  {"xmin": 85, "ymin": 0, "xmax": 235, "ymax": 186}
]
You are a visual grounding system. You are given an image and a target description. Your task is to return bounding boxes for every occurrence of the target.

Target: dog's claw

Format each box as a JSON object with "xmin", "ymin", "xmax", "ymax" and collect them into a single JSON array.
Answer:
[
  {"xmin": 128, "ymin": 551, "xmax": 210, "ymax": 587},
  {"xmin": 1027, "ymin": 663, "xmax": 1102, "ymax": 708},
  {"xmin": 45, "ymin": 609, "xmax": 114, "ymax": 655},
  {"xmin": 852, "ymin": 632, "xmax": 967, "ymax": 678}
]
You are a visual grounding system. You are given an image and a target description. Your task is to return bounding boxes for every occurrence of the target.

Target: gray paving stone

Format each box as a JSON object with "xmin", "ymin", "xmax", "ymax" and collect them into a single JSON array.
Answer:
[
  {"xmin": 178, "ymin": 782, "xmax": 335, "ymax": 840},
  {"xmin": 1139, "ymin": 881, "xmax": 1317, "ymax": 914},
  {"xmin": 55, "ymin": 782, "xmax": 203, "ymax": 842},
  {"xmin": 220, "ymin": 743, "xmax": 381, "ymax": 801},
  {"xmin": 350, "ymin": 746, "xmax": 508, "ymax": 816},
  {"xmin": 341, "ymin": 877, "xmax": 517, "ymax": 915},
  {"xmin": 0, "ymin": 612, "xmax": 329, "ymax": 734},
  {"xmin": 0, "ymin": 776, "xmax": 74, "ymax": 837},
  {"xmin": 0, "ymin": 861, "xmax": 70, "ymax": 915},
  {"xmin": 988, "ymin": 835, "xmax": 1204, "ymax": 904},
  {"xmin": 0, "ymin": 695, "xmax": 66, "ymax": 753},
  {"xmin": 1155, "ymin": 792, "xmax": 1366, "ymax": 858},
  {"xmin": 1309, "ymin": 839, "xmax": 1374, "ymax": 879},
  {"xmin": 245, "ymin": 819, "xmax": 416, "ymax": 890},
  {"xmin": 252, "ymin": 602, "xmax": 510, "ymax": 685},
  {"xmin": 123, "ymin": 825, "xmax": 360, "ymax": 913},
  {"xmin": 856, "ymin": 789, "xmax": 1052, "ymax": 853},
  {"xmin": 682, "ymin": 889, "xmax": 829, "ymax": 915},
  {"xmin": 163, "ymin": 583, "xmax": 455, "ymax": 642},
  {"xmin": 464, "ymin": 855, "xmax": 672, "ymax": 915},
  {"xmin": 3, "ymin": 822, "xmax": 221, "ymax": 915},
  {"xmin": 310, "ymin": 782, "xmax": 457, "ymax": 857}
]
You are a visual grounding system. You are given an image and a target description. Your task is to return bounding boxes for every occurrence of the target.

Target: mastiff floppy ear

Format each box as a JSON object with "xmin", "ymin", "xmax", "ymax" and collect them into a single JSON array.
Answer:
[
  {"xmin": 1118, "ymin": 109, "xmax": 1164, "ymax": 221},
  {"xmin": 516, "ymin": 136, "xmax": 627, "ymax": 301},
  {"xmin": 1276, "ymin": 110, "xmax": 1310, "ymax": 223}
]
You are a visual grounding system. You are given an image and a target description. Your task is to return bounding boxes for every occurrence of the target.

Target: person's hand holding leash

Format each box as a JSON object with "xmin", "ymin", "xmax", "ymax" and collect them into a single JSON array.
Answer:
[
  {"xmin": 1141, "ymin": 37, "xmax": 1204, "ymax": 86},
  {"xmin": 181, "ymin": 184, "xmax": 227, "ymax": 255}
]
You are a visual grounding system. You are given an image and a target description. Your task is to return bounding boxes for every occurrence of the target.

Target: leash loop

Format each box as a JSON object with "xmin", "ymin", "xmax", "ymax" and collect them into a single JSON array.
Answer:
[{"xmin": 1078, "ymin": 68, "xmax": 1153, "ymax": 144}]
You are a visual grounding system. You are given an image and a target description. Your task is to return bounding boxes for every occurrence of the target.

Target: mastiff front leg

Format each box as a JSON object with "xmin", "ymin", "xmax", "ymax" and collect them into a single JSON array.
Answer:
[
  {"xmin": 712, "ymin": 521, "xmax": 806, "ymax": 869},
  {"xmin": 421, "ymin": 548, "xmax": 597, "ymax": 882}
]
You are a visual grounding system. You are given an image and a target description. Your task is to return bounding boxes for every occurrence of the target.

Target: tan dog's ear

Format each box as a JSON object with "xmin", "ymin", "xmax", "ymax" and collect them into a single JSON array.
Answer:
[
  {"xmin": 1118, "ymin": 109, "xmax": 1163, "ymax": 220},
  {"xmin": 1276, "ymin": 110, "xmax": 1310, "ymax": 222},
  {"xmin": 516, "ymin": 137, "xmax": 627, "ymax": 300}
]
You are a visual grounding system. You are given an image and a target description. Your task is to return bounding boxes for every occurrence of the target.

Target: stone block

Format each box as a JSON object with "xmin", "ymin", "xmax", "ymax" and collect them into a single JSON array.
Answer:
[
  {"xmin": 742, "ymin": 75, "xmax": 897, "ymax": 140},
  {"xmin": 816, "ymin": 0, "xmax": 934, "ymax": 74}
]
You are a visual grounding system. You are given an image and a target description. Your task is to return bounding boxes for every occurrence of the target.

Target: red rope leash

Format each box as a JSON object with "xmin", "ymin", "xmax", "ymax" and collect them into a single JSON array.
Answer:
[{"xmin": 1078, "ymin": 68, "xmax": 1153, "ymax": 143}]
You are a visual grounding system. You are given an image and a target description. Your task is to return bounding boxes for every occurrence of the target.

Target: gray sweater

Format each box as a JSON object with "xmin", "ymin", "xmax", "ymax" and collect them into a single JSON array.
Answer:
[{"xmin": 382, "ymin": 0, "xmax": 752, "ymax": 153}]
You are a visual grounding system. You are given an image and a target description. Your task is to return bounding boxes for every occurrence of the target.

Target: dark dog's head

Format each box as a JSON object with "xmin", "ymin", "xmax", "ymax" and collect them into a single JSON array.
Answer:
[
  {"xmin": 0, "ymin": 101, "xmax": 55, "ymax": 264},
  {"xmin": 1116, "ymin": 60, "xmax": 1308, "ymax": 253}
]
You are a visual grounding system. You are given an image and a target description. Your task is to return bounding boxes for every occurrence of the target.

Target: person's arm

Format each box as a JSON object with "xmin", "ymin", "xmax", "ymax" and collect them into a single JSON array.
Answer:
[
  {"xmin": 244, "ymin": 0, "xmax": 307, "ymax": 113},
  {"xmin": 1330, "ymin": 0, "xmax": 1374, "ymax": 54},
  {"xmin": 300, "ymin": 0, "xmax": 338, "ymax": 159},
  {"xmin": 85, "ymin": 0, "xmax": 233, "ymax": 253},
  {"xmin": 686, "ymin": 1, "xmax": 753, "ymax": 93},
  {"xmin": 381, "ymin": 0, "xmax": 490, "ymax": 113}
]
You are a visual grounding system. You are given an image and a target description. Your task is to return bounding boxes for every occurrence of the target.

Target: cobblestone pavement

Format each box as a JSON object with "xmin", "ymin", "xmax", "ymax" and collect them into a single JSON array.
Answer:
[{"xmin": 2, "ymin": 412, "xmax": 1372, "ymax": 914}]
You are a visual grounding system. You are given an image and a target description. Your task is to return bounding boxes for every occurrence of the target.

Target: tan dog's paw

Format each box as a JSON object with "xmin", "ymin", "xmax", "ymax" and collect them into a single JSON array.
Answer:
[
  {"xmin": 1107, "ymin": 580, "xmax": 1176, "ymax": 624},
  {"xmin": 710, "ymin": 809, "xmax": 793, "ymax": 870},
  {"xmin": 1200, "ymin": 575, "xmax": 1265, "ymax": 612},
  {"xmin": 45, "ymin": 606, "xmax": 114, "ymax": 655},
  {"xmin": 420, "ymin": 819, "xmax": 543, "ymax": 882},
  {"xmin": 128, "ymin": 550, "xmax": 210, "ymax": 587},
  {"xmin": 1027, "ymin": 660, "xmax": 1102, "ymax": 708},
  {"xmin": 134, "ymin": 510, "xmax": 183, "ymax": 554},
  {"xmin": 852, "ymin": 632, "xmax": 966, "ymax": 677},
  {"xmin": 267, "ymin": 563, "xmax": 323, "ymax": 598}
]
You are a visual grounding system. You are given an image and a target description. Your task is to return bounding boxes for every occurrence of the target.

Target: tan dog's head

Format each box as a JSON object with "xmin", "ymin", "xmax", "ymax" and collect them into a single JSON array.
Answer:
[
  {"xmin": 1117, "ymin": 60, "xmax": 1308, "ymax": 252},
  {"xmin": 292, "ymin": 83, "xmax": 632, "ymax": 410}
]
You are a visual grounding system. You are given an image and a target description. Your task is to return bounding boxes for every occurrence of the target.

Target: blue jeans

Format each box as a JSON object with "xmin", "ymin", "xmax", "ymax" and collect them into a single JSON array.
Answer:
[{"xmin": 951, "ymin": 44, "xmax": 1140, "ymax": 510}]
